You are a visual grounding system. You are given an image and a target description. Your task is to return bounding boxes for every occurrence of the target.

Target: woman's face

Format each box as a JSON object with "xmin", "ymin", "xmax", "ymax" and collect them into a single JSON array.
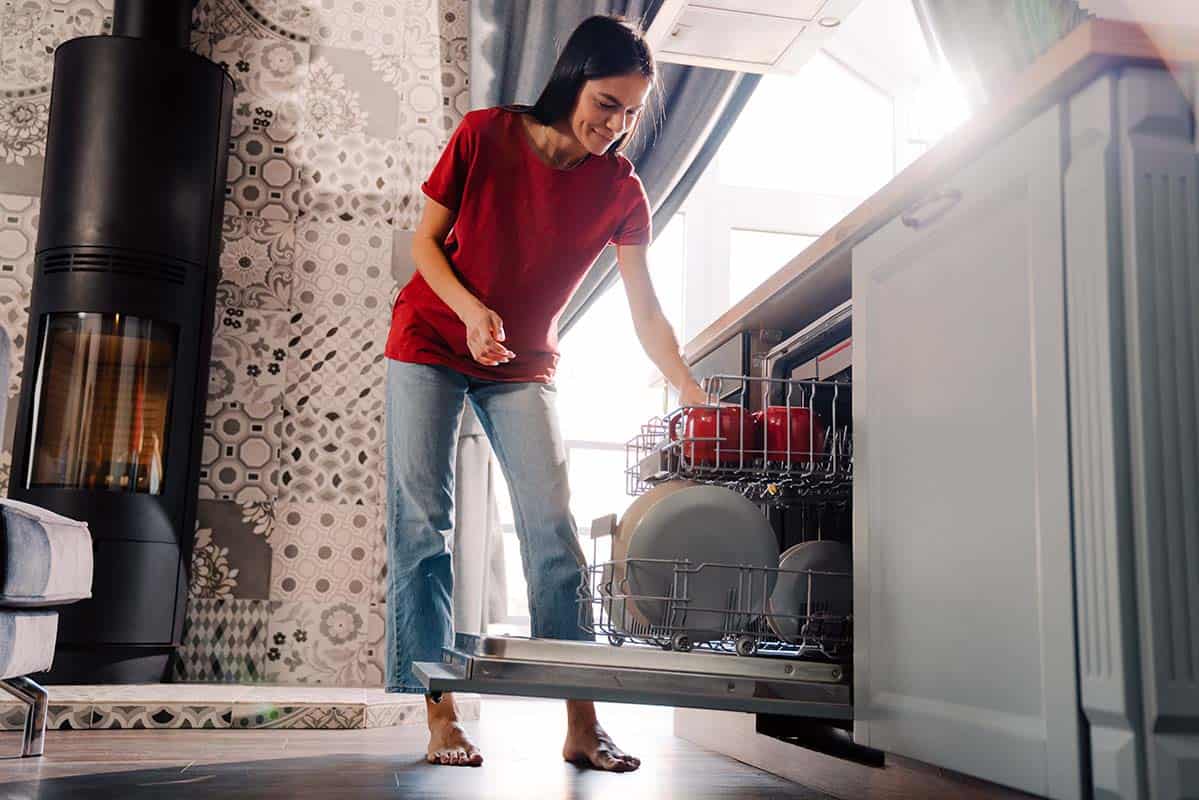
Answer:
[{"xmin": 570, "ymin": 72, "xmax": 652, "ymax": 155}]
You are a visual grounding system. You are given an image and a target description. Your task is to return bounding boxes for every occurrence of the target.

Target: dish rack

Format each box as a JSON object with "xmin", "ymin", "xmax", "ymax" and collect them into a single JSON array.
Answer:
[
  {"xmin": 625, "ymin": 375, "xmax": 853, "ymax": 506},
  {"xmin": 572, "ymin": 374, "xmax": 854, "ymax": 662},
  {"xmin": 576, "ymin": 552, "xmax": 852, "ymax": 662}
]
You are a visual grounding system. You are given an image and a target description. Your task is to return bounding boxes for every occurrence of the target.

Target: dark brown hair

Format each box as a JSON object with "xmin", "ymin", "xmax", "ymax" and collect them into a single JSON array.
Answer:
[{"xmin": 523, "ymin": 15, "xmax": 656, "ymax": 153}]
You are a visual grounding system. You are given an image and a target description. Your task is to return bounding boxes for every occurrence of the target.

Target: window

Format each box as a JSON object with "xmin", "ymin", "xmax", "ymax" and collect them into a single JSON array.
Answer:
[
  {"xmin": 729, "ymin": 229, "xmax": 818, "ymax": 306},
  {"xmin": 719, "ymin": 52, "xmax": 895, "ymax": 199}
]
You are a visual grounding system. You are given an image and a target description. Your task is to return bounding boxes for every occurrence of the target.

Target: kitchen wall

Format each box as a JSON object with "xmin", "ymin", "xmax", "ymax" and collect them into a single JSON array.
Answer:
[{"xmin": 0, "ymin": 0, "xmax": 470, "ymax": 685}]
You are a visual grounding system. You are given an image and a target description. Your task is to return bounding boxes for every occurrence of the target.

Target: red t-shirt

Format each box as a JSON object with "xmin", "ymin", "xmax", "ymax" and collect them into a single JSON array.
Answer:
[{"xmin": 385, "ymin": 107, "xmax": 652, "ymax": 382}]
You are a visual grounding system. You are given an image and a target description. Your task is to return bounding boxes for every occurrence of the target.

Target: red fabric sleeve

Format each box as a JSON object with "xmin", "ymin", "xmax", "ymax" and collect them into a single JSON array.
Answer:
[
  {"xmin": 421, "ymin": 115, "xmax": 477, "ymax": 212},
  {"xmin": 611, "ymin": 178, "xmax": 652, "ymax": 246}
]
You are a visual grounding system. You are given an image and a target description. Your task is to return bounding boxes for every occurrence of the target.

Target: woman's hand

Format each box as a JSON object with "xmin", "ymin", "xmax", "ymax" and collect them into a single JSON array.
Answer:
[
  {"xmin": 678, "ymin": 380, "xmax": 710, "ymax": 407},
  {"xmin": 461, "ymin": 303, "xmax": 515, "ymax": 366}
]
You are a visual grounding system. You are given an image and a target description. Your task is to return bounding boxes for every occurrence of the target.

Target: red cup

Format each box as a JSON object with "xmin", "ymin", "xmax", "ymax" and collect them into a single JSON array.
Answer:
[
  {"xmin": 750, "ymin": 405, "xmax": 826, "ymax": 464},
  {"xmin": 670, "ymin": 406, "xmax": 753, "ymax": 466}
]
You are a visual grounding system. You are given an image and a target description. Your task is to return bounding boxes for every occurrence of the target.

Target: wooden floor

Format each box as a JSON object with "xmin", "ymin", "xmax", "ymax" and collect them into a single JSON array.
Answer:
[{"xmin": 0, "ymin": 698, "xmax": 834, "ymax": 799}]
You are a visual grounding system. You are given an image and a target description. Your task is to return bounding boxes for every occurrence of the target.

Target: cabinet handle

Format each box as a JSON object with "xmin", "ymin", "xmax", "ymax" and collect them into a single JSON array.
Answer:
[{"xmin": 901, "ymin": 189, "xmax": 962, "ymax": 230}]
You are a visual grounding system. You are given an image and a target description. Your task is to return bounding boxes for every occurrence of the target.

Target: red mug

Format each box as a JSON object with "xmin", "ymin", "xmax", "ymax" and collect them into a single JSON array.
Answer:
[
  {"xmin": 751, "ymin": 405, "xmax": 827, "ymax": 464},
  {"xmin": 670, "ymin": 406, "xmax": 753, "ymax": 466}
]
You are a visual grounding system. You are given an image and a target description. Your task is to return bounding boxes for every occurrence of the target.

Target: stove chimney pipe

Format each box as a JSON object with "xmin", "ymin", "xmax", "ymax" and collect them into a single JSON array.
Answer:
[{"xmin": 113, "ymin": 0, "xmax": 195, "ymax": 49}]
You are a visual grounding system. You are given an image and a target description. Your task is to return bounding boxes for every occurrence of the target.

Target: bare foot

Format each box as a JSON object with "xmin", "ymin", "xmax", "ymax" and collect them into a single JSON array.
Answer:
[
  {"xmin": 562, "ymin": 700, "xmax": 640, "ymax": 772},
  {"xmin": 425, "ymin": 693, "xmax": 483, "ymax": 767}
]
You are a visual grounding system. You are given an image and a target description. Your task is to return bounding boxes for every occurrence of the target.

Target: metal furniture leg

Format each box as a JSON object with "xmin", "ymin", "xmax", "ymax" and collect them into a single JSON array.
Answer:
[{"xmin": 0, "ymin": 676, "xmax": 48, "ymax": 757}]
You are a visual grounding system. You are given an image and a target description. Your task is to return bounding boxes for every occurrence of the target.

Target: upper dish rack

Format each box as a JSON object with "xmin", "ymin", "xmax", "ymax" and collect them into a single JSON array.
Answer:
[{"xmin": 626, "ymin": 375, "xmax": 852, "ymax": 505}]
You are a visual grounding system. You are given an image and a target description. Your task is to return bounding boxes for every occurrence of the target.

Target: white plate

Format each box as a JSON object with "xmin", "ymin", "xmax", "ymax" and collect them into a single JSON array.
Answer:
[
  {"xmin": 766, "ymin": 540, "xmax": 852, "ymax": 644},
  {"xmin": 608, "ymin": 480, "xmax": 699, "ymax": 634},
  {"xmin": 624, "ymin": 484, "xmax": 779, "ymax": 640}
]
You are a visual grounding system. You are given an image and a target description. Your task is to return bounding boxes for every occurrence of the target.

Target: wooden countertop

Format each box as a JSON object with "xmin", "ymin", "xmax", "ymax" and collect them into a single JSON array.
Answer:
[{"xmin": 683, "ymin": 18, "xmax": 1199, "ymax": 365}]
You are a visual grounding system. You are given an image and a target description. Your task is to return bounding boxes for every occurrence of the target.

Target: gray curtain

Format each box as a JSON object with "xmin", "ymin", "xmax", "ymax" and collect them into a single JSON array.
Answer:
[
  {"xmin": 470, "ymin": 0, "xmax": 761, "ymax": 336},
  {"xmin": 914, "ymin": 0, "xmax": 1092, "ymax": 109}
]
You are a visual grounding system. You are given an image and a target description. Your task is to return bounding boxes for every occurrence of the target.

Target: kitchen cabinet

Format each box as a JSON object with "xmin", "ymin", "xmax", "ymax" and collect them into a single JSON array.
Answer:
[
  {"xmin": 852, "ymin": 100, "xmax": 1081, "ymax": 799},
  {"xmin": 850, "ymin": 64, "xmax": 1198, "ymax": 799}
]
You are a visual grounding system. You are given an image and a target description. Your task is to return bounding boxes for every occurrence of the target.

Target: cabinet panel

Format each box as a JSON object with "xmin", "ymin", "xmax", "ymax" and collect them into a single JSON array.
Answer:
[
  {"xmin": 1116, "ymin": 66, "xmax": 1199, "ymax": 800},
  {"xmin": 852, "ymin": 104, "xmax": 1081, "ymax": 798},
  {"xmin": 1064, "ymin": 72, "xmax": 1150, "ymax": 800},
  {"xmin": 1064, "ymin": 66, "xmax": 1199, "ymax": 800}
]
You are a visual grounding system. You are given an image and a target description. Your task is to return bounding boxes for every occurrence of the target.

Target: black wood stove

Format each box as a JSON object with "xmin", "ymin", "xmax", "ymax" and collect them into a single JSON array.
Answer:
[{"xmin": 8, "ymin": 0, "xmax": 234, "ymax": 682}]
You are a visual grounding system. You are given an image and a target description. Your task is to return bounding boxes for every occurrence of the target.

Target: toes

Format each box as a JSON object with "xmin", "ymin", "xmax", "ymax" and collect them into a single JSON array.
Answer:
[
  {"xmin": 594, "ymin": 751, "xmax": 637, "ymax": 772},
  {"xmin": 434, "ymin": 747, "xmax": 482, "ymax": 767}
]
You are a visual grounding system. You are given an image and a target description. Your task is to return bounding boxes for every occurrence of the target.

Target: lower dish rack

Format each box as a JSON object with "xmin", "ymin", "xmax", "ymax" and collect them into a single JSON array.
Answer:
[{"xmin": 579, "ymin": 554, "xmax": 852, "ymax": 662}]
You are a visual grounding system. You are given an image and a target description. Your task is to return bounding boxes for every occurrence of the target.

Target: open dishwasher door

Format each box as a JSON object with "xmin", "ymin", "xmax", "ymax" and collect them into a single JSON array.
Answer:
[
  {"xmin": 414, "ymin": 633, "xmax": 851, "ymax": 720},
  {"xmin": 417, "ymin": 373, "xmax": 854, "ymax": 722}
]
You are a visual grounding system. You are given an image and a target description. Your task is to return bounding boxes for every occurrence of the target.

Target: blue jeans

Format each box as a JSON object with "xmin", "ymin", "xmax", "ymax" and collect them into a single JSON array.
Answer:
[{"xmin": 384, "ymin": 359, "xmax": 593, "ymax": 694}]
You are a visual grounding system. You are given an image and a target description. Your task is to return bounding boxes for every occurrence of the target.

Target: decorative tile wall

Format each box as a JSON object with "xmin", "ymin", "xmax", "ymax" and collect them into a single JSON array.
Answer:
[{"xmin": 0, "ymin": 0, "xmax": 470, "ymax": 687}]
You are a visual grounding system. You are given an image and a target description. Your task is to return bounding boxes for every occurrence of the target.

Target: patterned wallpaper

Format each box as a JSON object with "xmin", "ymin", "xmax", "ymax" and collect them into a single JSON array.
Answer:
[{"xmin": 0, "ymin": 0, "xmax": 470, "ymax": 686}]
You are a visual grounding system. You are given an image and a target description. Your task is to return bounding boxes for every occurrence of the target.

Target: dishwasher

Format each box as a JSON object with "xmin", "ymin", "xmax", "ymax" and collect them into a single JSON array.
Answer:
[{"xmin": 414, "ymin": 303, "xmax": 862, "ymax": 748}]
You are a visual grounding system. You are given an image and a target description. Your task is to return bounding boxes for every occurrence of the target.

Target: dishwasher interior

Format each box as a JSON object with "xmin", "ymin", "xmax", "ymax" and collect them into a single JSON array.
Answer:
[{"xmin": 415, "ymin": 302, "xmax": 861, "ymax": 744}]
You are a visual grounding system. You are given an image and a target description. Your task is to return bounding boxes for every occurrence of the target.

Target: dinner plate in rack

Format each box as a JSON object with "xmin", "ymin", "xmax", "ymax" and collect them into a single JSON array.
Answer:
[
  {"xmin": 624, "ymin": 484, "xmax": 778, "ymax": 641},
  {"xmin": 607, "ymin": 480, "xmax": 698, "ymax": 635},
  {"xmin": 766, "ymin": 540, "xmax": 852, "ymax": 644}
]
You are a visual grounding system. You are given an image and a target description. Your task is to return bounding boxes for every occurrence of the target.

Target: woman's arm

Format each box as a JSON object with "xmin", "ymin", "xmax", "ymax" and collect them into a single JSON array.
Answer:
[
  {"xmin": 616, "ymin": 243, "xmax": 707, "ymax": 406},
  {"xmin": 412, "ymin": 198, "xmax": 514, "ymax": 367}
]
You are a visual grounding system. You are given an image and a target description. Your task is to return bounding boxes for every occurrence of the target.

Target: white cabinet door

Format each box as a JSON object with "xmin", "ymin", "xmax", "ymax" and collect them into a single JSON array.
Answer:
[{"xmin": 852, "ymin": 105, "xmax": 1083, "ymax": 798}]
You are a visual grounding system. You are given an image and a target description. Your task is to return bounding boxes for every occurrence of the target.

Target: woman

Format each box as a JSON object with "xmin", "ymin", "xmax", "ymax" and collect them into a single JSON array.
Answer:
[{"xmin": 384, "ymin": 15, "xmax": 707, "ymax": 771}]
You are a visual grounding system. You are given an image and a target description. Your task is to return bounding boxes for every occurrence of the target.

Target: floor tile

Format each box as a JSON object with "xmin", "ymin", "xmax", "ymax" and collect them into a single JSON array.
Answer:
[
  {"xmin": 278, "ymin": 406, "xmax": 383, "ymax": 506},
  {"xmin": 393, "ymin": 140, "xmax": 440, "ymax": 231},
  {"xmin": 264, "ymin": 600, "xmax": 376, "ymax": 685},
  {"xmin": 390, "ymin": 228, "xmax": 415, "ymax": 287},
  {"xmin": 295, "ymin": 132, "xmax": 403, "ymax": 226},
  {"xmin": 190, "ymin": 28, "xmax": 213, "ymax": 58},
  {"xmin": 0, "ymin": 193, "xmax": 38, "ymax": 397},
  {"xmin": 193, "ymin": 499, "xmax": 275, "ymax": 599},
  {"xmin": 194, "ymin": 0, "xmax": 317, "ymax": 41},
  {"xmin": 370, "ymin": 513, "xmax": 388, "ymax": 605},
  {"xmin": 208, "ymin": 305, "xmax": 290, "ymax": 406},
  {"xmin": 0, "ymin": 0, "xmax": 111, "ymax": 162},
  {"xmin": 200, "ymin": 399, "xmax": 285, "ymax": 503},
  {"xmin": 231, "ymin": 702, "xmax": 364, "ymax": 729},
  {"xmin": 437, "ymin": 0, "xmax": 469, "ymax": 140},
  {"xmin": 236, "ymin": 686, "xmax": 366, "ymax": 703},
  {"xmin": 225, "ymin": 122, "xmax": 303, "ymax": 222},
  {"xmin": 270, "ymin": 501, "xmax": 377, "ymax": 604},
  {"xmin": 360, "ymin": 46, "xmax": 441, "ymax": 148},
  {"xmin": 285, "ymin": 306, "xmax": 389, "ymax": 417},
  {"xmin": 217, "ymin": 216, "xmax": 296, "ymax": 310},
  {"xmin": 286, "ymin": 217, "xmax": 391, "ymax": 413},
  {"xmin": 292, "ymin": 216, "xmax": 392, "ymax": 317},
  {"xmin": 304, "ymin": 45, "xmax": 404, "ymax": 139},
  {"xmin": 0, "ymin": 702, "xmax": 91, "ymax": 732},
  {"xmin": 45, "ymin": 684, "xmax": 247, "ymax": 704},
  {"xmin": 360, "ymin": 601, "xmax": 386, "ymax": 686},
  {"xmin": 210, "ymin": 31, "xmax": 309, "ymax": 99},
  {"xmin": 364, "ymin": 702, "xmax": 415, "ymax": 728},
  {"xmin": 174, "ymin": 598, "xmax": 277, "ymax": 682},
  {"xmin": 90, "ymin": 704, "xmax": 233, "ymax": 730},
  {"xmin": 312, "ymin": 0, "xmax": 428, "ymax": 56}
]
